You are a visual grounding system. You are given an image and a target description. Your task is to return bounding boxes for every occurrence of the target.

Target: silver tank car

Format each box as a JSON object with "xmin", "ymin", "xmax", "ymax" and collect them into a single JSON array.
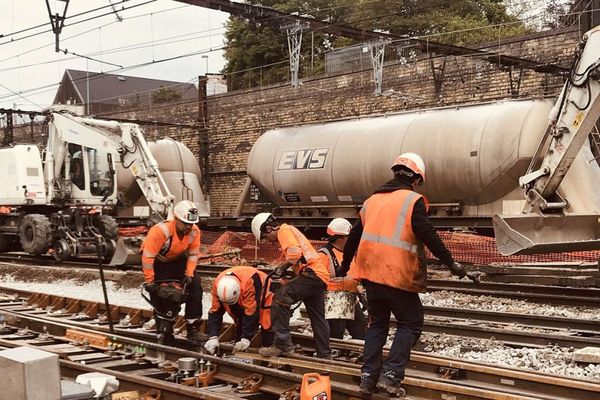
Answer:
[
  {"xmin": 247, "ymin": 99, "xmax": 600, "ymax": 220},
  {"xmin": 117, "ymin": 139, "xmax": 209, "ymax": 217}
]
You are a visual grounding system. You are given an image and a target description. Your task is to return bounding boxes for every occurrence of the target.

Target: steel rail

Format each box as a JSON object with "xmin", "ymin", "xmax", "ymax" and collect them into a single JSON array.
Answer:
[
  {"xmin": 0, "ymin": 310, "xmax": 578, "ymax": 400},
  {"xmin": 427, "ymin": 279, "xmax": 600, "ymax": 307},
  {"xmin": 2, "ymin": 291, "xmax": 600, "ymax": 400},
  {"xmin": 3, "ymin": 284, "xmax": 600, "ymax": 349}
]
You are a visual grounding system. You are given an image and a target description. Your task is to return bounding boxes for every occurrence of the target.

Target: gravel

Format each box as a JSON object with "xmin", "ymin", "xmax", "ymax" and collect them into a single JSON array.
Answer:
[
  {"xmin": 417, "ymin": 333, "xmax": 600, "ymax": 381},
  {"xmin": 420, "ymin": 290, "xmax": 600, "ymax": 321}
]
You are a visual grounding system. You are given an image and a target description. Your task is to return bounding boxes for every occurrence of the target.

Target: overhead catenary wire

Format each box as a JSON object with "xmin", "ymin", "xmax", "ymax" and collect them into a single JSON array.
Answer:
[
  {"xmin": 0, "ymin": 46, "xmax": 225, "ymax": 103},
  {"xmin": 0, "ymin": 2, "xmax": 191, "ymax": 64},
  {"xmin": 0, "ymin": 0, "xmax": 157, "ymax": 48}
]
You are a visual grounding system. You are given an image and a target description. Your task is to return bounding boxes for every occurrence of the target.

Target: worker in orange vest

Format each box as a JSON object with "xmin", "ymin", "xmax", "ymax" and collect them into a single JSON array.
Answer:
[
  {"xmin": 204, "ymin": 266, "xmax": 274, "ymax": 354},
  {"xmin": 318, "ymin": 218, "xmax": 366, "ymax": 340},
  {"xmin": 251, "ymin": 213, "xmax": 331, "ymax": 358},
  {"xmin": 342, "ymin": 153, "xmax": 473, "ymax": 397},
  {"xmin": 141, "ymin": 200, "xmax": 204, "ymax": 343}
]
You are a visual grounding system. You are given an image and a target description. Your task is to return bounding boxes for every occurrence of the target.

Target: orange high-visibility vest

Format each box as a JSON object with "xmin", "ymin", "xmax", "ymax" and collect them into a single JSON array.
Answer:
[
  {"xmin": 350, "ymin": 189, "xmax": 427, "ymax": 293},
  {"xmin": 277, "ymin": 224, "xmax": 329, "ymax": 285},
  {"xmin": 210, "ymin": 266, "xmax": 273, "ymax": 330},
  {"xmin": 318, "ymin": 246, "xmax": 358, "ymax": 292},
  {"xmin": 140, "ymin": 220, "xmax": 201, "ymax": 283}
]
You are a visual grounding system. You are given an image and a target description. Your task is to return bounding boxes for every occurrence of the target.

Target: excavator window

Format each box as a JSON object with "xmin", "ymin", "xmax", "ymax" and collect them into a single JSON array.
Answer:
[
  {"xmin": 85, "ymin": 147, "xmax": 114, "ymax": 197},
  {"xmin": 68, "ymin": 144, "xmax": 85, "ymax": 190}
]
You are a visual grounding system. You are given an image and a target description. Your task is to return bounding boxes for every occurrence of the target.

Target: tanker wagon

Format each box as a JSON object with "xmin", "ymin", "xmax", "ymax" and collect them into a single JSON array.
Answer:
[{"xmin": 246, "ymin": 26, "xmax": 600, "ymax": 256}]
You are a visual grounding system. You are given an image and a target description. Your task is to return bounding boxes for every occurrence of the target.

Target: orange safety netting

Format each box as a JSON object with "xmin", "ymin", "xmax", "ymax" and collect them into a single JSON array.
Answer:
[{"xmin": 203, "ymin": 230, "xmax": 600, "ymax": 266}]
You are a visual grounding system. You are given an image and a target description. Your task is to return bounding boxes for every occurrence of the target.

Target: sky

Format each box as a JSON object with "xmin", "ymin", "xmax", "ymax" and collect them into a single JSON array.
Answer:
[{"xmin": 0, "ymin": 0, "xmax": 229, "ymax": 111}]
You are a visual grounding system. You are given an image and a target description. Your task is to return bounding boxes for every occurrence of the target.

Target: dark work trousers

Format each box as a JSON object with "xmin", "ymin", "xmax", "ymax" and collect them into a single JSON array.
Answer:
[
  {"xmin": 229, "ymin": 305, "xmax": 275, "ymax": 347},
  {"xmin": 152, "ymin": 256, "xmax": 203, "ymax": 320},
  {"xmin": 328, "ymin": 303, "xmax": 368, "ymax": 340},
  {"xmin": 361, "ymin": 280, "xmax": 424, "ymax": 379},
  {"xmin": 271, "ymin": 272, "xmax": 331, "ymax": 357}
]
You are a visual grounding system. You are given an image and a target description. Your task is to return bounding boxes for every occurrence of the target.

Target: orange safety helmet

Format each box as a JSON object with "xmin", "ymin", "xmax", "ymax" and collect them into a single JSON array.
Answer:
[{"xmin": 391, "ymin": 152, "xmax": 426, "ymax": 183}]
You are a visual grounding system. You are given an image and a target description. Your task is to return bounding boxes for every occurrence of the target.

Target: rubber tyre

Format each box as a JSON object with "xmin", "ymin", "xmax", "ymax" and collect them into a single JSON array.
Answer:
[
  {"xmin": 93, "ymin": 215, "xmax": 119, "ymax": 241},
  {"xmin": 19, "ymin": 214, "xmax": 52, "ymax": 255}
]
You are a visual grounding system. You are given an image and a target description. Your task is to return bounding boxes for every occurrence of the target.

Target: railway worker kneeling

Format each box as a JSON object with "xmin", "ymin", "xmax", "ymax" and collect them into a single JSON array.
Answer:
[
  {"xmin": 251, "ymin": 213, "xmax": 331, "ymax": 358},
  {"xmin": 140, "ymin": 200, "xmax": 204, "ymax": 343},
  {"xmin": 318, "ymin": 218, "xmax": 367, "ymax": 340},
  {"xmin": 342, "ymin": 153, "xmax": 472, "ymax": 397},
  {"xmin": 204, "ymin": 265, "xmax": 274, "ymax": 354}
]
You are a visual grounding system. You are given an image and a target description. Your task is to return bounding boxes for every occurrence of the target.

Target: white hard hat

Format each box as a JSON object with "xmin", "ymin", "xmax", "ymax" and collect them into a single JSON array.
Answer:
[
  {"xmin": 251, "ymin": 212, "xmax": 274, "ymax": 240},
  {"xmin": 173, "ymin": 200, "xmax": 200, "ymax": 224},
  {"xmin": 217, "ymin": 274, "xmax": 241, "ymax": 305},
  {"xmin": 391, "ymin": 152, "xmax": 426, "ymax": 182},
  {"xmin": 327, "ymin": 218, "xmax": 352, "ymax": 236}
]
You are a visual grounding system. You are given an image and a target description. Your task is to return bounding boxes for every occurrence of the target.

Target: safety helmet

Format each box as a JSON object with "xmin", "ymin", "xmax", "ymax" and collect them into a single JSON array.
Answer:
[
  {"xmin": 251, "ymin": 212, "xmax": 275, "ymax": 240},
  {"xmin": 173, "ymin": 200, "xmax": 200, "ymax": 224},
  {"xmin": 391, "ymin": 152, "xmax": 426, "ymax": 182},
  {"xmin": 217, "ymin": 274, "xmax": 240, "ymax": 305},
  {"xmin": 327, "ymin": 218, "xmax": 352, "ymax": 236}
]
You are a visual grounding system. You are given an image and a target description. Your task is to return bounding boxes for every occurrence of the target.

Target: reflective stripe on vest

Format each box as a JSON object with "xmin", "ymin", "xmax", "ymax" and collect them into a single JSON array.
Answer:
[
  {"xmin": 359, "ymin": 191, "xmax": 420, "ymax": 254},
  {"xmin": 319, "ymin": 246, "xmax": 337, "ymax": 278},
  {"xmin": 290, "ymin": 226, "xmax": 319, "ymax": 262},
  {"xmin": 158, "ymin": 222, "xmax": 172, "ymax": 256}
]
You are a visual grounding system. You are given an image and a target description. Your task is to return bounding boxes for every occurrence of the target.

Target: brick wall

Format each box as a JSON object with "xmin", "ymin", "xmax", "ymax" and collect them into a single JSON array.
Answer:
[
  {"xmin": 5, "ymin": 28, "xmax": 581, "ymax": 217},
  {"xmin": 205, "ymin": 28, "xmax": 579, "ymax": 216}
]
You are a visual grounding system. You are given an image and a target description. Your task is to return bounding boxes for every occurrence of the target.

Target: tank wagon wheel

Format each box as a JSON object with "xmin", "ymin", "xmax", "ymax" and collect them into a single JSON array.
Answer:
[
  {"xmin": 93, "ymin": 215, "xmax": 119, "ymax": 241},
  {"xmin": 52, "ymin": 239, "xmax": 71, "ymax": 262},
  {"xmin": 19, "ymin": 214, "xmax": 52, "ymax": 255}
]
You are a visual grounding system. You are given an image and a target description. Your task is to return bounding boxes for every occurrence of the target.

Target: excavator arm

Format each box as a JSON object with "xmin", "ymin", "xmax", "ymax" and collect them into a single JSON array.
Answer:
[
  {"xmin": 493, "ymin": 26, "xmax": 600, "ymax": 255},
  {"xmin": 71, "ymin": 115, "xmax": 175, "ymax": 220}
]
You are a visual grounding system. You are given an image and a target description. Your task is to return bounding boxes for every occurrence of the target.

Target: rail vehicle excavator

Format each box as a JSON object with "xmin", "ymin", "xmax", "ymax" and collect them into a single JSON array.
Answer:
[
  {"xmin": 0, "ymin": 112, "xmax": 208, "ymax": 264},
  {"xmin": 246, "ymin": 26, "xmax": 600, "ymax": 256}
]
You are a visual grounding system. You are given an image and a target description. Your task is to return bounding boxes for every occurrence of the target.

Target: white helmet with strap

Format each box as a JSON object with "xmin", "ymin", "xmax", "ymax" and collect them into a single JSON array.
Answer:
[
  {"xmin": 217, "ymin": 274, "xmax": 241, "ymax": 305},
  {"xmin": 327, "ymin": 218, "xmax": 352, "ymax": 236},
  {"xmin": 391, "ymin": 152, "xmax": 426, "ymax": 183},
  {"xmin": 173, "ymin": 200, "xmax": 200, "ymax": 224},
  {"xmin": 251, "ymin": 212, "xmax": 275, "ymax": 240}
]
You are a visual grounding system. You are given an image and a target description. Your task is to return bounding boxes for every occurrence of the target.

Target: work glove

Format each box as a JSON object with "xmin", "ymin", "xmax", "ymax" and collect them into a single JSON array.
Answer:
[
  {"xmin": 143, "ymin": 282, "xmax": 158, "ymax": 294},
  {"xmin": 181, "ymin": 275, "xmax": 193, "ymax": 287},
  {"xmin": 204, "ymin": 336, "xmax": 219, "ymax": 355},
  {"xmin": 448, "ymin": 262, "xmax": 467, "ymax": 279},
  {"xmin": 233, "ymin": 338, "xmax": 251, "ymax": 353}
]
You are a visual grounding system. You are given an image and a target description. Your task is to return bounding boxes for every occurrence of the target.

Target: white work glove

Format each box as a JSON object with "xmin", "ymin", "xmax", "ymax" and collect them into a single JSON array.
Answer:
[
  {"xmin": 233, "ymin": 338, "xmax": 251, "ymax": 353},
  {"xmin": 204, "ymin": 336, "xmax": 219, "ymax": 354}
]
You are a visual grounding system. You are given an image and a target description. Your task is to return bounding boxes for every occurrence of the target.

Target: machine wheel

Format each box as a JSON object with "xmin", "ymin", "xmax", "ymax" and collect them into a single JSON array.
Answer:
[
  {"xmin": 93, "ymin": 215, "xmax": 119, "ymax": 241},
  {"xmin": 53, "ymin": 239, "xmax": 70, "ymax": 262},
  {"xmin": 19, "ymin": 214, "xmax": 52, "ymax": 255}
]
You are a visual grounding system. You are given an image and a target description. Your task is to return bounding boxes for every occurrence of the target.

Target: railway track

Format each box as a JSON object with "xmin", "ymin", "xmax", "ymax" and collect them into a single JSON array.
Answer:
[
  {"xmin": 0, "ymin": 289, "xmax": 599, "ymax": 399},
  {"xmin": 3, "ymin": 254, "xmax": 600, "ymax": 308}
]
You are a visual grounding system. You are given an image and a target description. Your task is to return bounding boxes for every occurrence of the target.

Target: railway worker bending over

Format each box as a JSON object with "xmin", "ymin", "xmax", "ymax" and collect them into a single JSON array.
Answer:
[
  {"xmin": 251, "ymin": 213, "xmax": 331, "ymax": 358},
  {"xmin": 141, "ymin": 200, "xmax": 204, "ymax": 343},
  {"xmin": 318, "ymin": 218, "xmax": 367, "ymax": 340},
  {"xmin": 204, "ymin": 265, "xmax": 274, "ymax": 354},
  {"xmin": 341, "ymin": 153, "xmax": 469, "ymax": 397}
]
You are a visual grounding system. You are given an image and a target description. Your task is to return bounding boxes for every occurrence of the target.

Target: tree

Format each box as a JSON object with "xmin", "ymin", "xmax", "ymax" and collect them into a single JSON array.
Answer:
[
  {"xmin": 222, "ymin": 0, "xmax": 529, "ymax": 89},
  {"xmin": 151, "ymin": 86, "xmax": 182, "ymax": 104}
]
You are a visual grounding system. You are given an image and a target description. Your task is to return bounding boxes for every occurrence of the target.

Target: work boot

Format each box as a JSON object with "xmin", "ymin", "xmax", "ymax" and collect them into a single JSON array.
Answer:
[
  {"xmin": 376, "ymin": 371, "xmax": 406, "ymax": 397},
  {"xmin": 258, "ymin": 345, "xmax": 294, "ymax": 358},
  {"xmin": 186, "ymin": 321, "xmax": 202, "ymax": 344},
  {"xmin": 358, "ymin": 373, "xmax": 377, "ymax": 395}
]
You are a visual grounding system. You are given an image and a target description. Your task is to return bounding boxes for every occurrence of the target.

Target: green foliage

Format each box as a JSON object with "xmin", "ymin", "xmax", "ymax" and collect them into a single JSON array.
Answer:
[
  {"xmin": 151, "ymin": 86, "xmax": 182, "ymax": 104},
  {"xmin": 222, "ymin": 0, "xmax": 530, "ymax": 90}
]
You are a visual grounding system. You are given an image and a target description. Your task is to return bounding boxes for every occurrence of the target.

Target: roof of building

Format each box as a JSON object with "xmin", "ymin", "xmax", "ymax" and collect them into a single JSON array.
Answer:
[{"xmin": 53, "ymin": 69, "xmax": 197, "ymax": 104}]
